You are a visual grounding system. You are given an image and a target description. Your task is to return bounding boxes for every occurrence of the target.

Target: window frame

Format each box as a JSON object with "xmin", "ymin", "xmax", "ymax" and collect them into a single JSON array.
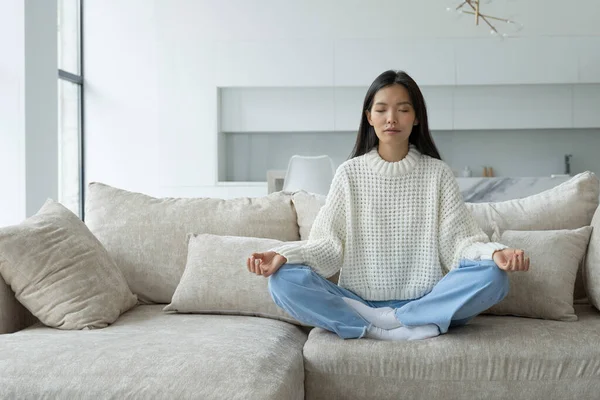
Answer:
[{"xmin": 57, "ymin": 0, "xmax": 85, "ymax": 219}]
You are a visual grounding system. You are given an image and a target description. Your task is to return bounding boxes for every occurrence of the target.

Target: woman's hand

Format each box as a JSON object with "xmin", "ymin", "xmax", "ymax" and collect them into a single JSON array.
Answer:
[
  {"xmin": 246, "ymin": 251, "xmax": 287, "ymax": 278},
  {"xmin": 492, "ymin": 248, "xmax": 530, "ymax": 272}
]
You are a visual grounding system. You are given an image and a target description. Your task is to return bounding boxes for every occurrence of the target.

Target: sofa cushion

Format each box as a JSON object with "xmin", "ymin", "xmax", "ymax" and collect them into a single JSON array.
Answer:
[
  {"xmin": 293, "ymin": 173, "xmax": 599, "ymax": 241},
  {"xmin": 584, "ymin": 205, "xmax": 600, "ymax": 311},
  {"xmin": 292, "ymin": 190, "xmax": 326, "ymax": 240},
  {"xmin": 0, "ymin": 200, "xmax": 137, "ymax": 330},
  {"xmin": 465, "ymin": 172, "xmax": 599, "ymax": 238},
  {"xmin": 291, "ymin": 191, "xmax": 342, "ymax": 284},
  {"xmin": 0, "ymin": 305, "xmax": 306, "ymax": 400},
  {"xmin": 467, "ymin": 172, "xmax": 598, "ymax": 301},
  {"xmin": 164, "ymin": 233, "xmax": 304, "ymax": 325},
  {"xmin": 0, "ymin": 276, "xmax": 37, "ymax": 334},
  {"xmin": 303, "ymin": 304, "xmax": 600, "ymax": 400},
  {"xmin": 84, "ymin": 182, "xmax": 300, "ymax": 304},
  {"xmin": 486, "ymin": 227, "xmax": 592, "ymax": 321}
]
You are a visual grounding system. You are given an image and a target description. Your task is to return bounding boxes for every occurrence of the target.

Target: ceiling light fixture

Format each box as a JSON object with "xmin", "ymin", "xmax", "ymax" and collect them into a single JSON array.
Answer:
[{"xmin": 447, "ymin": 0, "xmax": 523, "ymax": 38}]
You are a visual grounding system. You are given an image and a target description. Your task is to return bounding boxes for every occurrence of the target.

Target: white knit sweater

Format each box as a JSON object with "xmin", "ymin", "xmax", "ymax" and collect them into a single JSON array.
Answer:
[{"xmin": 272, "ymin": 145, "xmax": 507, "ymax": 301}]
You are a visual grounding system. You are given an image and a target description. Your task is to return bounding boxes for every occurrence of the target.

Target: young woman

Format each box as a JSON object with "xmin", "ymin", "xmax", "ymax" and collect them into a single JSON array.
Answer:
[{"xmin": 246, "ymin": 70, "xmax": 530, "ymax": 341}]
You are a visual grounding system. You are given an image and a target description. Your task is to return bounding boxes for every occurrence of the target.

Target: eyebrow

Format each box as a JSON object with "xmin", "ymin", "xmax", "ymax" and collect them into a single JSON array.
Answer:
[{"xmin": 374, "ymin": 101, "xmax": 412, "ymax": 106}]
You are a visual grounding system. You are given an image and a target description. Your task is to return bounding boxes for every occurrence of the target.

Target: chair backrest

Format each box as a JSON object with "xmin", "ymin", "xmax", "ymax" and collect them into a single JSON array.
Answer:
[{"xmin": 282, "ymin": 155, "xmax": 336, "ymax": 196}]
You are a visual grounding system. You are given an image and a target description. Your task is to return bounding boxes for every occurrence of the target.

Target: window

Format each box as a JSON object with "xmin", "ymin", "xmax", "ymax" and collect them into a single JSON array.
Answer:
[{"xmin": 57, "ymin": 0, "xmax": 83, "ymax": 218}]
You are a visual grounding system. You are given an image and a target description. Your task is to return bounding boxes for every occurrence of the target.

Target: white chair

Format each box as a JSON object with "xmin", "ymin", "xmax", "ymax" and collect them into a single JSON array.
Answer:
[{"xmin": 282, "ymin": 155, "xmax": 336, "ymax": 196}]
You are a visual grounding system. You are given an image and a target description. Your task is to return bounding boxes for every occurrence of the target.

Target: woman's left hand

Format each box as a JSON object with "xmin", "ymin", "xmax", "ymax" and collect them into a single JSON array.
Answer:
[{"xmin": 492, "ymin": 248, "xmax": 530, "ymax": 272}]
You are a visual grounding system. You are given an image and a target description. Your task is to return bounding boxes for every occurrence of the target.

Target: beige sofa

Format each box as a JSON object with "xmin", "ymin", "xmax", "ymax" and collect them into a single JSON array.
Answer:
[{"xmin": 2, "ymin": 173, "xmax": 600, "ymax": 400}]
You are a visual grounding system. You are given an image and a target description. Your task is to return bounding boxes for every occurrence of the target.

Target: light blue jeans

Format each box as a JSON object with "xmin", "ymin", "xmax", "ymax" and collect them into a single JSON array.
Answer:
[{"xmin": 268, "ymin": 259, "xmax": 509, "ymax": 339}]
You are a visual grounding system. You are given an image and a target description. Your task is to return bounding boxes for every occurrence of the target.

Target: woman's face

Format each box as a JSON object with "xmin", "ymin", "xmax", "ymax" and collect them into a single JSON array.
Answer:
[{"xmin": 365, "ymin": 84, "xmax": 418, "ymax": 147}]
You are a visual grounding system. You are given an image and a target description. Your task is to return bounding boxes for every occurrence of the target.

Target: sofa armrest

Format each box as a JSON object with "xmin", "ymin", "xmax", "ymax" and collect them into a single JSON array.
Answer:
[
  {"xmin": 0, "ymin": 274, "xmax": 37, "ymax": 334},
  {"xmin": 585, "ymin": 204, "xmax": 600, "ymax": 311}
]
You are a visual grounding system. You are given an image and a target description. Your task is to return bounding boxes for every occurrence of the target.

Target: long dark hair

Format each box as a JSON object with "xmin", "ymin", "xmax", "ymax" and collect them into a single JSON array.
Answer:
[{"xmin": 349, "ymin": 70, "xmax": 442, "ymax": 161}]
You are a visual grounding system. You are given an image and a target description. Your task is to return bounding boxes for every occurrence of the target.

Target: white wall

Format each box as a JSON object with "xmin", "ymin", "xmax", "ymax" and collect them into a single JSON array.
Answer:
[
  {"xmin": 0, "ymin": 1, "xmax": 25, "ymax": 227},
  {"xmin": 83, "ymin": 1, "xmax": 160, "ymax": 197},
  {"xmin": 83, "ymin": 0, "xmax": 600, "ymax": 199},
  {"xmin": 0, "ymin": 1, "xmax": 57, "ymax": 226}
]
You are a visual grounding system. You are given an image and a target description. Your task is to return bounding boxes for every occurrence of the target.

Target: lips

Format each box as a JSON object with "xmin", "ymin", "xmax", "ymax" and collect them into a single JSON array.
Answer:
[{"xmin": 384, "ymin": 129, "xmax": 401, "ymax": 134}]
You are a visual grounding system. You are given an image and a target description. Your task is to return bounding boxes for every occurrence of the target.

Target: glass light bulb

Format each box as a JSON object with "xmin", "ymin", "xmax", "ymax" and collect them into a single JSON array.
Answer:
[
  {"xmin": 446, "ymin": 7, "xmax": 464, "ymax": 20},
  {"xmin": 509, "ymin": 20, "xmax": 524, "ymax": 32}
]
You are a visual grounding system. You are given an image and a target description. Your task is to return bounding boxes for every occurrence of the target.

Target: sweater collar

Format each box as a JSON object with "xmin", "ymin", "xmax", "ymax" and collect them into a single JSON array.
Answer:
[{"xmin": 364, "ymin": 145, "xmax": 421, "ymax": 177}]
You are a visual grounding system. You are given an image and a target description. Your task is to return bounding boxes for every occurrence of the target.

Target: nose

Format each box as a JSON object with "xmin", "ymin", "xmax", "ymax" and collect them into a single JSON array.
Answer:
[{"xmin": 386, "ymin": 110, "xmax": 397, "ymax": 124}]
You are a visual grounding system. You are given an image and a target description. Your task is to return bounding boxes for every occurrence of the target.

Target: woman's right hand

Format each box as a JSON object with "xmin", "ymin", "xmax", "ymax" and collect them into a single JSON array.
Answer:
[{"xmin": 246, "ymin": 251, "xmax": 287, "ymax": 278}]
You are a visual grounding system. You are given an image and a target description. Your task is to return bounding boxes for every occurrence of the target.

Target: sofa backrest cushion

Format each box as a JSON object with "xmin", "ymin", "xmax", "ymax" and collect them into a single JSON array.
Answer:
[
  {"xmin": 291, "ymin": 191, "xmax": 327, "ymax": 241},
  {"xmin": 85, "ymin": 183, "xmax": 300, "ymax": 304},
  {"xmin": 465, "ymin": 172, "xmax": 599, "ymax": 238},
  {"xmin": 0, "ymin": 275, "xmax": 38, "ymax": 334}
]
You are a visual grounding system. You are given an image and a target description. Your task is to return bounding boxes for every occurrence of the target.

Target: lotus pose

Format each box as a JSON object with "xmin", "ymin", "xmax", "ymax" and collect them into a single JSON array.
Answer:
[{"xmin": 247, "ymin": 70, "xmax": 529, "ymax": 341}]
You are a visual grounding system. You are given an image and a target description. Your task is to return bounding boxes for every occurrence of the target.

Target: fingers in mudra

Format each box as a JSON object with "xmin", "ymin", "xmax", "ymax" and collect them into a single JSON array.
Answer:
[
  {"xmin": 247, "ymin": 255, "xmax": 261, "ymax": 275},
  {"xmin": 508, "ymin": 252, "xmax": 530, "ymax": 271}
]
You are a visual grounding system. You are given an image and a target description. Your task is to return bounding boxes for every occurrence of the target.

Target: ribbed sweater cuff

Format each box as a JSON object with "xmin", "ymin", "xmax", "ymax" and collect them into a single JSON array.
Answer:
[
  {"xmin": 269, "ymin": 242, "xmax": 305, "ymax": 265},
  {"xmin": 463, "ymin": 242, "xmax": 507, "ymax": 261}
]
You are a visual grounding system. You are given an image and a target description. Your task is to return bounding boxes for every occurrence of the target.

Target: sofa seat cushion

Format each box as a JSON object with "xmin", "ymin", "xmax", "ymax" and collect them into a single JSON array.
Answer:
[
  {"xmin": 0, "ymin": 305, "xmax": 307, "ymax": 400},
  {"xmin": 303, "ymin": 305, "xmax": 600, "ymax": 400}
]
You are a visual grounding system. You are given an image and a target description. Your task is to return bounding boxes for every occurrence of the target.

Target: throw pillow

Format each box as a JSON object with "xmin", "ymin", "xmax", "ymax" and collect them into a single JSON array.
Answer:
[
  {"xmin": 0, "ymin": 200, "xmax": 137, "ymax": 330},
  {"xmin": 164, "ymin": 234, "xmax": 306, "ymax": 325},
  {"xmin": 485, "ymin": 226, "xmax": 592, "ymax": 321},
  {"xmin": 466, "ymin": 172, "xmax": 598, "ymax": 302}
]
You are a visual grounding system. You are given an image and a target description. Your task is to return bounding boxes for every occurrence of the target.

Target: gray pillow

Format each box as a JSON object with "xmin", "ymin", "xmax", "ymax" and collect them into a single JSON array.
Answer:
[
  {"xmin": 0, "ymin": 200, "xmax": 137, "ymax": 330},
  {"xmin": 164, "ymin": 233, "xmax": 305, "ymax": 326},
  {"xmin": 485, "ymin": 227, "xmax": 592, "ymax": 321}
]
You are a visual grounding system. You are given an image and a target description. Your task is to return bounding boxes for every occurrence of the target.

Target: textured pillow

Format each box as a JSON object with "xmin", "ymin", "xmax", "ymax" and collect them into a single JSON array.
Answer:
[
  {"xmin": 0, "ymin": 200, "xmax": 137, "ymax": 330},
  {"xmin": 467, "ymin": 172, "xmax": 598, "ymax": 301},
  {"xmin": 485, "ymin": 226, "xmax": 592, "ymax": 321},
  {"xmin": 164, "ymin": 234, "xmax": 305, "ymax": 325},
  {"xmin": 85, "ymin": 182, "xmax": 300, "ymax": 304}
]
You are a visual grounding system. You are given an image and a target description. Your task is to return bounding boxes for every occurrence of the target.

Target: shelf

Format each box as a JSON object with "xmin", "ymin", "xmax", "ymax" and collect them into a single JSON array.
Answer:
[{"xmin": 219, "ymin": 84, "xmax": 600, "ymax": 133}]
